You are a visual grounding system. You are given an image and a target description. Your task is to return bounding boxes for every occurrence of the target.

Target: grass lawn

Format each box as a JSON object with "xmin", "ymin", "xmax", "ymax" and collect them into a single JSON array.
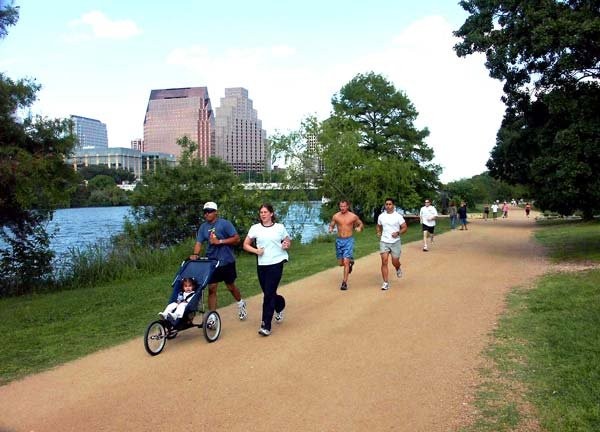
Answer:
[
  {"xmin": 0, "ymin": 220, "xmax": 434, "ymax": 385},
  {"xmin": 535, "ymin": 220, "xmax": 600, "ymax": 262},
  {"xmin": 463, "ymin": 220, "xmax": 600, "ymax": 432}
]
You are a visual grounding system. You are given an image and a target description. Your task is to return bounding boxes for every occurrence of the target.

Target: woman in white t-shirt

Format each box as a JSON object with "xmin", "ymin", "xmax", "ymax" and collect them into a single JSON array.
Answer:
[{"xmin": 243, "ymin": 203, "xmax": 291, "ymax": 337}]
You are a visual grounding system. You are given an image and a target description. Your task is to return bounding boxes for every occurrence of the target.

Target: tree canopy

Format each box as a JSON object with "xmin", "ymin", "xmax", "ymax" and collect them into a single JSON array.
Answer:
[
  {"xmin": 455, "ymin": 0, "xmax": 600, "ymax": 98},
  {"xmin": 271, "ymin": 72, "xmax": 440, "ymax": 221},
  {"xmin": 77, "ymin": 165, "xmax": 136, "ymax": 184},
  {"xmin": 1, "ymin": 2, "xmax": 81, "ymax": 295},
  {"xmin": 125, "ymin": 136, "xmax": 259, "ymax": 248},
  {"xmin": 489, "ymin": 83, "xmax": 600, "ymax": 218},
  {"xmin": 0, "ymin": 1, "xmax": 18, "ymax": 38},
  {"xmin": 454, "ymin": 0, "xmax": 600, "ymax": 218},
  {"xmin": 444, "ymin": 172, "xmax": 526, "ymax": 209}
]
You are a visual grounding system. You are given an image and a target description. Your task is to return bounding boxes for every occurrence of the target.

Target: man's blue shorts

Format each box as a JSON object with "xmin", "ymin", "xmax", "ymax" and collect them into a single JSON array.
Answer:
[{"xmin": 336, "ymin": 237, "xmax": 355, "ymax": 260}]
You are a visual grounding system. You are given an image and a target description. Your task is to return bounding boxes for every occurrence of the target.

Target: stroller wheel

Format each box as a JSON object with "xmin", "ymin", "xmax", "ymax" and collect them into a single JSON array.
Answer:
[
  {"xmin": 203, "ymin": 311, "xmax": 221, "ymax": 343},
  {"xmin": 144, "ymin": 320, "xmax": 168, "ymax": 355}
]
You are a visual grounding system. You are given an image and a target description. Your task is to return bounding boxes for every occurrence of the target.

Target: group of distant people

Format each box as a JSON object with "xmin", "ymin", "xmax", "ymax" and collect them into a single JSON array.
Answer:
[
  {"xmin": 447, "ymin": 200, "xmax": 469, "ymax": 230},
  {"xmin": 449, "ymin": 200, "xmax": 533, "ymax": 226},
  {"xmin": 161, "ymin": 197, "xmax": 532, "ymax": 337}
]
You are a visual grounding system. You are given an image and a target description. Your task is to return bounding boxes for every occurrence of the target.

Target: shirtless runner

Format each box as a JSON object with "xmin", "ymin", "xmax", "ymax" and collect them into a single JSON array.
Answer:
[{"xmin": 329, "ymin": 200, "xmax": 364, "ymax": 290}]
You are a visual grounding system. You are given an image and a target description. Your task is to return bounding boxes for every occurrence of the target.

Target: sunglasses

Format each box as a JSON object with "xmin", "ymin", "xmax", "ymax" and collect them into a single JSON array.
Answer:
[{"xmin": 203, "ymin": 209, "xmax": 216, "ymax": 214}]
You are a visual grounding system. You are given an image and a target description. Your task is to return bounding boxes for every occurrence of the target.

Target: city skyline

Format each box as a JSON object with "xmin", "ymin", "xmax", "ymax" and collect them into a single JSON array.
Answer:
[{"xmin": 0, "ymin": 1, "xmax": 505, "ymax": 183}]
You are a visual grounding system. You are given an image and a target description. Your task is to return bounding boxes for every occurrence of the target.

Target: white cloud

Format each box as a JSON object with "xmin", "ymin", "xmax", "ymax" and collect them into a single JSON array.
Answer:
[
  {"xmin": 348, "ymin": 16, "xmax": 505, "ymax": 182},
  {"xmin": 166, "ymin": 45, "xmax": 338, "ymax": 133},
  {"xmin": 67, "ymin": 11, "xmax": 142, "ymax": 40},
  {"xmin": 270, "ymin": 45, "xmax": 297, "ymax": 58},
  {"xmin": 164, "ymin": 15, "xmax": 505, "ymax": 182}
]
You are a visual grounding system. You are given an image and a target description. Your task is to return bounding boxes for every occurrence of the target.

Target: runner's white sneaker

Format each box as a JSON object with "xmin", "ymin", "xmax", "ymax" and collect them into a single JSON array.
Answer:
[
  {"xmin": 238, "ymin": 299, "xmax": 247, "ymax": 321},
  {"xmin": 258, "ymin": 327, "xmax": 271, "ymax": 336},
  {"xmin": 275, "ymin": 311, "xmax": 284, "ymax": 323},
  {"xmin": 381, "ymin": 281, "xmax": 389, "ymax": 290},
  {"xmin": 396, "ymin": 267, "xmax": 403, "ymax": 278}
]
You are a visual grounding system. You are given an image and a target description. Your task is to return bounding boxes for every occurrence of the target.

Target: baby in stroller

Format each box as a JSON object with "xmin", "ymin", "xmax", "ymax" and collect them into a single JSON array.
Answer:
[
  {"xmin": 144, "ymin": 258, "xmax": 222, "ymax": 355},
  {"xmin": 159, "ymin": 277, "xmax": 196, "ymax": 323}
]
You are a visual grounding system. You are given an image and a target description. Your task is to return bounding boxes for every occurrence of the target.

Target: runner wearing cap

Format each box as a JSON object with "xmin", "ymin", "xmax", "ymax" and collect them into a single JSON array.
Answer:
[{"xmin": 190, "ymin": 201, "xmax": 248, "ymax": 320}]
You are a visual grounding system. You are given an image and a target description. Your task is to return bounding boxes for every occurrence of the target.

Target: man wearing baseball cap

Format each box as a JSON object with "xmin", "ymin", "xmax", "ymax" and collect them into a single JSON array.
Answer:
[{"xmin": 190, "ymin": 201, "xmax": 247, "ymax": 320}]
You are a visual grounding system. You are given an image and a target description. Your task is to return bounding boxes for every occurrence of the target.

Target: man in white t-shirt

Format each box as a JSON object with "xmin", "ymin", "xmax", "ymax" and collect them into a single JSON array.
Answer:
[
  {"xmin": 419, "ymin": 198, "xmax": 438, "ymax": 252},
  {"xmin": 491, "ymin": 202, "xmax": 499, "ymax": 220},
  {"xmin": 376, "ymin": 198, "xmax": 408, "ymax": 290}
]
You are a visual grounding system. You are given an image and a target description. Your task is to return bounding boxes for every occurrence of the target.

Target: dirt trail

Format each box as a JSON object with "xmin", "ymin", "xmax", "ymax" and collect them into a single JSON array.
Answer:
[{"xmin": 0, "ymin": 208, "xmax": 549, "ymax": 432}]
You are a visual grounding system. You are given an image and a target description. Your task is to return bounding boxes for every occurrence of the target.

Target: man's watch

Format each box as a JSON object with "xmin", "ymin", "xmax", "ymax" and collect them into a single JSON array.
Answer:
[{"xmin": 219, "ymin": 239, "xmax": 223, "ymax": 244}]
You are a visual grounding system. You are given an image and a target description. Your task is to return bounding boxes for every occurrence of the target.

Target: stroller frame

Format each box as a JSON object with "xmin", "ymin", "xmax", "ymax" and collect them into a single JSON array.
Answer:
[{"xmin": 144, "ymin": 258, "xmax": 222, "ymax": 356}]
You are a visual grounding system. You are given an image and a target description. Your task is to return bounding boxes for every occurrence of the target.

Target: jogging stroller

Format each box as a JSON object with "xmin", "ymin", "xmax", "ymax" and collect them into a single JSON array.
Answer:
[{"xmin": 144, "ymin": 258, "xmax": 221, "ymax": 356}]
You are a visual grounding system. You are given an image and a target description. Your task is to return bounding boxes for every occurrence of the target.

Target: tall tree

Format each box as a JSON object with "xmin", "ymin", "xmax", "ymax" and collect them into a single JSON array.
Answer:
[
  {"xmin": 454, "ymin": 0, "xmax": 600, "ymax": 98},
  {"xmin": 126, "ymin": 136, "xmax": 258, "ymax": 248},
  {"xmin": 489, "ymin": 84, "xmax": 600, "ymax": 218},
  {"xmin": 271, "ymin": 73, "xmax": 441, "ymax": 221},
  {"xmin": 324, "ymin": 72, "xmax": 440, "ymax": 213},
  {"xmin": 329, "ymin": 72, "xmax": 434, "ymax": 162},
  {"xmin": 454, "ymin": 0, "xmax": 600, "ymax": 217},
  {"xmin": 1, "ymin": 3, "xmax": 79, "ymax": 296}
]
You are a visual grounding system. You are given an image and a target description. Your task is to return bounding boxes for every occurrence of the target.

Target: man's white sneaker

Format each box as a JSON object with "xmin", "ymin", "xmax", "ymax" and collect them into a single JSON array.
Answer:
[
  {"xmin": 275, "ymin": 311, "xmax": 284, "ymax": 323},
  {"xmin": 381, "ymin": 281, "xmax": 389, "ymax": 290},
  {"xmin": 396, "ymin": 267, "xmax": 403, "ymax": 278},
  {"xmin": 158, "ymin": 312, "xmax": 168, "ymax": 320},
  {"xmin": 238, "ymin": 300, "xmax": 247, "ymax": 321},
  {"xmin": 423, "ymin": 245, "xmax": 428, "ymax": 252}
]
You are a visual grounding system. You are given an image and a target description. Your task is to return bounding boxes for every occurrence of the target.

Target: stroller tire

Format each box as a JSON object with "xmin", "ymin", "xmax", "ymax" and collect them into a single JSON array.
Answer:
[
  {"xmin": 144, "ymin": 320, "xmax": 168, "ymax": 355},
  {"xmin": 203, "ymin": 311, "xmax": 221, "ymax": 343}
]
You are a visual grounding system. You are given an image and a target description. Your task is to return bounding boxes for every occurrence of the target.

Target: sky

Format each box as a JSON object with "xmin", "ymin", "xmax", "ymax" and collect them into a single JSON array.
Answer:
[{"xmin": 0, "ymin": 0, "xmax": 505, "ymax": 183}]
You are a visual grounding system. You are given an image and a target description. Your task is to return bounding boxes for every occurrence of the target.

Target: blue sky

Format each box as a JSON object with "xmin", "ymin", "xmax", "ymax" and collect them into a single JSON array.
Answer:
[{"xmin": 1, "ymin": 0, "xmax": 505, "ymax": 182}]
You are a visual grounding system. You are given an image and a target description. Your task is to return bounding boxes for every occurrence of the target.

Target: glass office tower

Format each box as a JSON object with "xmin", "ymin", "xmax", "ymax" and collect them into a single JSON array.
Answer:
[
  {"xmin": 143, "ymin": 87, "xmax": 215, "ymax": 161},
  {"xmin": 70, "ymin": 115, "xmax": 108, "ymax": 149},
  {"xmin": 215, "ymin": 87, "xmax": 267, "ymax": 174}
]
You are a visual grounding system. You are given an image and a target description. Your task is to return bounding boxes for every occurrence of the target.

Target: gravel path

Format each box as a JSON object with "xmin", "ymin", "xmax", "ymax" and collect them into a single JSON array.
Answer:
[{"xmin": 0, "ymin": 208, "xmax": 549, "ymax": 432}]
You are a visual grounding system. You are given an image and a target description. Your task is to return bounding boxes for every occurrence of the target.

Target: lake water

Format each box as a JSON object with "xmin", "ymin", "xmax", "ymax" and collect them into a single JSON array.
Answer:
[{"xmin": 47, "ymin": 203, "xmax": 328, "ymax": 259}]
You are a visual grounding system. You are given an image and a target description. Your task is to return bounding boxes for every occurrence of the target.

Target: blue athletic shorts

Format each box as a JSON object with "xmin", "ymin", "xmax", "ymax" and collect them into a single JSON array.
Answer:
[{"xmin": 336, "ymin": 237, "xmax": 354, "ymax": 260}]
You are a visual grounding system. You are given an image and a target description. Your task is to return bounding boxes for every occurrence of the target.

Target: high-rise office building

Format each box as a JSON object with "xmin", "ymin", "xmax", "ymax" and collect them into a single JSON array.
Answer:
[
  {"xmin": 143, "ymin": 87, "xmax": 215, "ymax": 161},
  {"xmin": 70, "ymin": 115, "xmax": 108, "ymax": 149},
  {"xmin": 215, "ymin": 88, "xmax": 267, "ymax": 174},
  {"xmin": 305, "ymin": 133, "xmax": 323, "ymax": 175}
]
